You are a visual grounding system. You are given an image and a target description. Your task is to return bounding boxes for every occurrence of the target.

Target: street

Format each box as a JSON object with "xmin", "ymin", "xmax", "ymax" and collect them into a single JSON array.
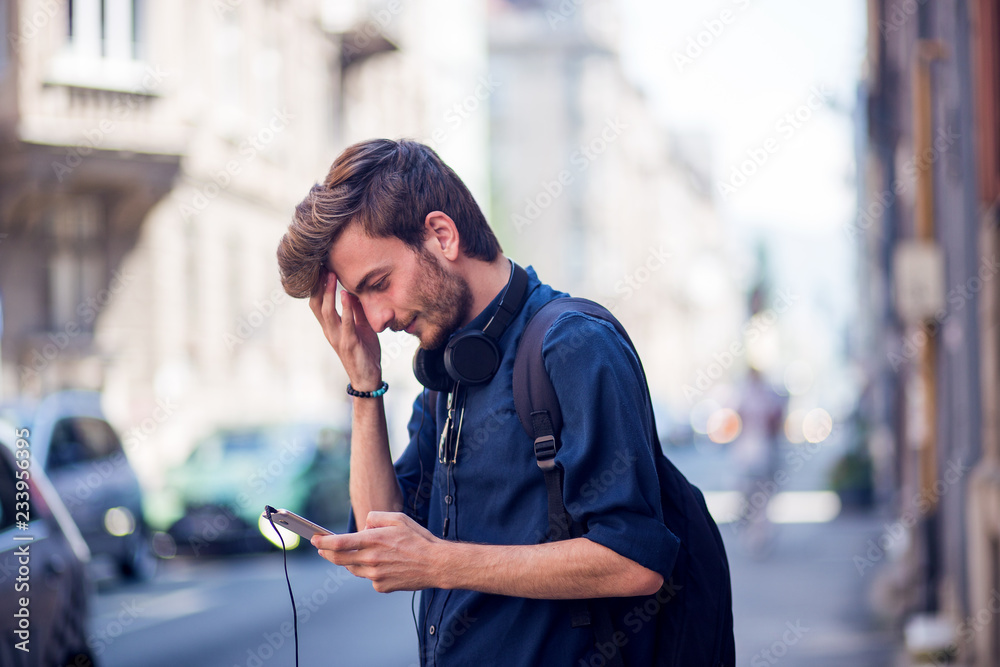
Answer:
[
  {"xmin": 88, "ymin": 429, "xmax": 902, "ymax": 666},
  {"xmin": 672, "ymin": 434, "xmax": 901, "ymax": 666},
  {"xmin": 89, "ymin": 552, "xmax": 417, "ymax": 666}
]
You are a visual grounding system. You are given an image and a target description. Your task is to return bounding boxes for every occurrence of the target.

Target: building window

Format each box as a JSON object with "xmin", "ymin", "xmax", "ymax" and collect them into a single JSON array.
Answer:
[
  {"xmin": 67, "ymin": 0, "xmax": 143, "ymax": 61},
  {"xmin": 47, "ymin": 198, "xmax": 106, "ymax": 332},
  {"xmin": 216, "ymin": 15, "xmax": 243, "ymax": 118},
  {"xmin": 51, "ymin": 0, "xmax": 149, "ymax": 91}
]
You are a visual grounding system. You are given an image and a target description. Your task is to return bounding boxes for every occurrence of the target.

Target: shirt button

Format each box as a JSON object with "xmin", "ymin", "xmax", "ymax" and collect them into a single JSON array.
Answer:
[
  {"xmin": 429, "ymin": 625, "xmax": 436, "ymax": 635},
  {"xmin": 444, "ymin": 495, "xmax": 453, "ymax": 505}
]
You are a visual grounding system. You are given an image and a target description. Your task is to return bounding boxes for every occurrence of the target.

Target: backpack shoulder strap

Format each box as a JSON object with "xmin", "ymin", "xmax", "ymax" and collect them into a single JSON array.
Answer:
[
  {"xmin": 514, "ymin": 297, "xmax": 647, "ymax": 541},
  {"xmin": 513, "ymin": 296, "xmax": 630, "ymax": 666},
  {"xmin": 514, "ymin": 296, "xmax": 641, "ymax": 450}
]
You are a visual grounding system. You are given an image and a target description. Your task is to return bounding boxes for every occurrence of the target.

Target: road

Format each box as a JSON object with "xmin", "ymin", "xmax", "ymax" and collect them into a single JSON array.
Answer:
[
  {"xmin": 670, "ymin": 433, "xmax": 901, "ymax": 666},
  {"xmin": 89, "ymin": 429, "xmax": 900, "ymax": 666},
  {"xmin": 89, "ymin": 551, "xmax": 417, "ymax": 666}
]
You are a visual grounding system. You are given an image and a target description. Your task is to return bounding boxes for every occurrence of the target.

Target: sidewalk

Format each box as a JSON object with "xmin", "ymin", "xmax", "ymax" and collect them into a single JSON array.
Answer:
[
  {"xmin": 721, "ymin": 510, "xmax": 903, "ymax": 666},
  {"xmin": 667, "ymin": 439, "xmax": 905, "ymax": 665}
]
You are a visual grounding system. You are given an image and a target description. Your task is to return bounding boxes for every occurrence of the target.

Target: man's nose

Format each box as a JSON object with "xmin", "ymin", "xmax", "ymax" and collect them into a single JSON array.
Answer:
[{"xmin": 359, "ymin": 295, "xmax": 393, "ymax": 332}]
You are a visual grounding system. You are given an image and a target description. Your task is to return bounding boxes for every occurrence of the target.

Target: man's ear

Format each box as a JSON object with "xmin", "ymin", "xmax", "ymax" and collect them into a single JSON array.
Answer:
[{"xmin": 424, "ymin": 211, "xmax": 460, "ymax": 261}]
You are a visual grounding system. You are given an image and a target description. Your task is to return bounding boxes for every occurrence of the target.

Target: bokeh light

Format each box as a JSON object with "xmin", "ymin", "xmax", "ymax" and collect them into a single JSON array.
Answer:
[
  {"xmin": 707, "ymin": 408, "xmax": 742, "ymax": 444},
  {"xmin": 802, "ymin": 407, "xmax": 834, "ymax": 444}
]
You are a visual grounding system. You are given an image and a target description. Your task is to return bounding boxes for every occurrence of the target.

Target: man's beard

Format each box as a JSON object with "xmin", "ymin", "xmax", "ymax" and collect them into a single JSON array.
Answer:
[{"xmin": 394, "ymin": 250, "xmax": 472, "ymax": 350}]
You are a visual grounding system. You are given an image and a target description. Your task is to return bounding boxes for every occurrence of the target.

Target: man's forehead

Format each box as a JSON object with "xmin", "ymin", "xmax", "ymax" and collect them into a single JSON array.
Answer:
[{"xmin": 328, "ymin": 229, "xmax": 409, "ymax": 287}]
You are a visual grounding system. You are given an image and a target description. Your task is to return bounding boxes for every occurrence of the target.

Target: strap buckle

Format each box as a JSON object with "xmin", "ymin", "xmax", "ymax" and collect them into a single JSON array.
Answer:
[{"xmin": 533, "ymin": 435, "xmax": 557, "ymax": 470}]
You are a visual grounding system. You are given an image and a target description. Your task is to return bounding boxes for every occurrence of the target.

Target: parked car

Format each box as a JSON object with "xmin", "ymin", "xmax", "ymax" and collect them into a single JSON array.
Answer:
[
  {"xmin": 157, "ymin": 423, "xmax": 350, "ymax": 553},
  {"xmin": 0, "ymin": 391, "xmax": 155, "ymax": 581},
  {"xmin": 0, "ymin": 419, "xmax": 97, "ymax": 666}
]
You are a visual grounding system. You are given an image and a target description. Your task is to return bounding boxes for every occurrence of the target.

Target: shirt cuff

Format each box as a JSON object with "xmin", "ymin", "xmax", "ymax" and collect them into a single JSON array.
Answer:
[{"xmin": 583, "ymin": 513, "xmax": 681, "ymax": 582}]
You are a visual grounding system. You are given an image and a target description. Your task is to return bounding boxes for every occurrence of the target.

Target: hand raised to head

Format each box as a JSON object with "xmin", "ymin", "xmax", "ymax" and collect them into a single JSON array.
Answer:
[{"xmin": 308, "ymin": 270, "xmax": 382, "ymax": 390}]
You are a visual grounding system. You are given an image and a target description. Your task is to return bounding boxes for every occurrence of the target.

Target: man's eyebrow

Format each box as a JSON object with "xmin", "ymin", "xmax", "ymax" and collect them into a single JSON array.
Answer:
[{"xmin": 348, "ymin": 267, "xmax": 387, "ymax": 295}]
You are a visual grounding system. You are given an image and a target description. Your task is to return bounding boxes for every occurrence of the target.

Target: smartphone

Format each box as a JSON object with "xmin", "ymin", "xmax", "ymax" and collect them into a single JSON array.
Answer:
[{"xmin": 262, "ymin": 506, "xmax": 335, "ymax": 540}]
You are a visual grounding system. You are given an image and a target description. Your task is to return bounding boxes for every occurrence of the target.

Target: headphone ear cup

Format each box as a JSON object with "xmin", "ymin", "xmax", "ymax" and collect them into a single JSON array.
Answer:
[
  {"xmin": 444, "ymin": 331, "xmax": 501, "ymax": 385},
  {"xmin": 413, "ymin": 348, "xmax": 452, "ymax": 392}
]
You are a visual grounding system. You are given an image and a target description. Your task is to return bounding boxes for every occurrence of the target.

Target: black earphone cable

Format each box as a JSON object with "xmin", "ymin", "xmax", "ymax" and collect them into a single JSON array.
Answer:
[{"xmin": 266, "ymin": 509, "xmax": 299, "ymax": 667}]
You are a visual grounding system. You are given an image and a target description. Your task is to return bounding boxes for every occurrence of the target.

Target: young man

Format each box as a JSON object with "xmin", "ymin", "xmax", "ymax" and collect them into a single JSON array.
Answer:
[{"xmin": 277, "ymin": 139, "xmax": 733, "ymax": 666}]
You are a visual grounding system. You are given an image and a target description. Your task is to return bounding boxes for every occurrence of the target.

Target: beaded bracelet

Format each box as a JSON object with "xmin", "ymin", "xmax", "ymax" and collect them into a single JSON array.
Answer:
[{"xmin": 346, "ymin": 381, "xmax": 388, "ymax": 398}]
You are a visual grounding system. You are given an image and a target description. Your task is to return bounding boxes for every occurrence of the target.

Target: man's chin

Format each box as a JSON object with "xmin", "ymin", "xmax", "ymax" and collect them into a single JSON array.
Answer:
[{"xmin": 416, "ymin": 327, "xmax": 450, "ymax": 351}]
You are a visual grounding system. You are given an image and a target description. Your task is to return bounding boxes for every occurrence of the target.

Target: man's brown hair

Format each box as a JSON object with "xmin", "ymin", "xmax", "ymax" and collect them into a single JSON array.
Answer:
[{"xmin": 277, "ymin": 138, "xmax": 501, "ymax": 298}]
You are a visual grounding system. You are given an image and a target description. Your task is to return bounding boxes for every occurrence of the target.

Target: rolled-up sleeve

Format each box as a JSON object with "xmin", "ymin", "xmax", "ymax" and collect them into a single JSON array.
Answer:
[{"xmin": 542, "ymin": 313, "xmax": 680, "ymax": 580}]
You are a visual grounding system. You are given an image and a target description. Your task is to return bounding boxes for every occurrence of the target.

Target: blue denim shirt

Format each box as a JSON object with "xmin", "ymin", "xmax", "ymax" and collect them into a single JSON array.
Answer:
[{"xmin": 391, "ymin": 267, "xmax": 678, "ymax": 666}]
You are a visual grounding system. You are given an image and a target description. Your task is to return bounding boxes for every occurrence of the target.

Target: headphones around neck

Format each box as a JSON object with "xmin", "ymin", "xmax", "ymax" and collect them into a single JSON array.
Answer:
[{"xmin": 412, "ymin": 260, "xmax": 529, "ymax": 392}]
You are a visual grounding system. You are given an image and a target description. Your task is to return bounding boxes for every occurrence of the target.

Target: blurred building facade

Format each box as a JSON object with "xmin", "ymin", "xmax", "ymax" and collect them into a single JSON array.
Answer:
[
  {"xmin": 859, "ymin": 0, "xmax": 1000, "ymax": 663},
  {"xmin": 487, "ymin": 0, "xmax": 745, "ymax": 412},
  {"xmin": 0, "ymin": 0, "xmax": 491, "ymax": 477},
  {"xmin": 0, "ymin": 0, "xmax": 741, "ymax": 483}
]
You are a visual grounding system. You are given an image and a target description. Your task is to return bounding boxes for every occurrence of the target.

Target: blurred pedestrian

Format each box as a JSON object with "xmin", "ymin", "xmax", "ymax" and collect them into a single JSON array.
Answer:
[{"xmin": 731, "ymin": 367, "xmax": 785, "ymax": 556}]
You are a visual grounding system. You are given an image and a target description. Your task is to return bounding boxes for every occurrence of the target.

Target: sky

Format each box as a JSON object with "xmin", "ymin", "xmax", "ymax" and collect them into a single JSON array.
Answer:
[
  {"xmin": 618, "ymin": 0, "xmax": 867, "ymax": 406},
  {"xmin": 619, "ymin": 0, "xmax": 864, "ymax": 232}
]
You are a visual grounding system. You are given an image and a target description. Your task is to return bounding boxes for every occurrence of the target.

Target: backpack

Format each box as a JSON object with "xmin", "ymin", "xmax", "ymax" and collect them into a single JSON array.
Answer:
[{"xmin": 512, "ymin": 297, "xmax": 736, "ymax": 667}]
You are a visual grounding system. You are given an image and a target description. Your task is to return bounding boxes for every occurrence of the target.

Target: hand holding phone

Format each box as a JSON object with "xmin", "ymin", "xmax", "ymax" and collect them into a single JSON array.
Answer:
[{"xmin": 263, "ymin": 506, "xmax": 335, "ymax": 541}]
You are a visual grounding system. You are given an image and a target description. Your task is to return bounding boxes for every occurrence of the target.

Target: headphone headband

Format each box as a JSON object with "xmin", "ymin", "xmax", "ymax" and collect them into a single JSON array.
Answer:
[{"xmin": 482, "ymin": 260, "xmax": 529, "ymax": 340}]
